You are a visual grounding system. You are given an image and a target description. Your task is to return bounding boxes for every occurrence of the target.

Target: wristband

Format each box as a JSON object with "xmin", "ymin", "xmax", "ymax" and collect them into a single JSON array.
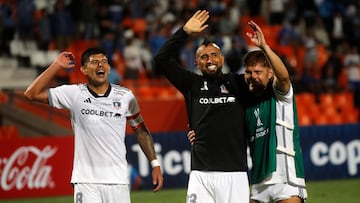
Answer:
[{"xmin": 151, "ymin": 159, "xmax": 160, "ymax": 168}]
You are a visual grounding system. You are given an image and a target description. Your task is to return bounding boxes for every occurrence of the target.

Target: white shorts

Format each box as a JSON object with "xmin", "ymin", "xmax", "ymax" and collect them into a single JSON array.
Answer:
[
  {"xmin": 187, "ymin": 170, "xmax": 249, "ymax": 203},
  {"xmin": 73, "ymin": 183, "xmax": 130, "ymax": 203},
  {"xmin": 251, "ymin": 182, "xmax": 307, "ymax": 203}
]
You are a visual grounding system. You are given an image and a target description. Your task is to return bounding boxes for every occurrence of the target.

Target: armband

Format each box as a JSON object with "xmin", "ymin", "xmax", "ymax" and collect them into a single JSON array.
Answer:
[{"xmin": 127, "ymin": 113, "xmax": 144, "ymax": 130}]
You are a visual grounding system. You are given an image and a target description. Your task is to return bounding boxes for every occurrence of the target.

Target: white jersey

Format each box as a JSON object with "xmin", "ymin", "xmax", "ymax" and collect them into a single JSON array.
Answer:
[{"xmin": 48, "ymin": 83, "xmax": 140, "ymax": 184}]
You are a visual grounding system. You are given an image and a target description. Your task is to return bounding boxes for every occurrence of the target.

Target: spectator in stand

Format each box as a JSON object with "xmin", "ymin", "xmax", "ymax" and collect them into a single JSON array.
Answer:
[
  {"xmin": 299, "ymin": 63, "xmax": 322, "ymax": 93},
  {"xmin": 225, "ymin": 33, "xmax": 248, "ymax": 74},
  {"xmin": 321, "ymin": 62, "xmax": 342, "ymax": 93},
  {"xmin": 123, "ymin": 30, "xmax": 145, "ymax": 80},
  {"xmin": 321, "ymin": 48, "xmax": 343, "ymax": 86},
  {"xmin": 97, "ymin": 3, "xmax": 115, "ymax": 38},
  {"xmin": 219, "ymin": 9, "xmax": 238, "ymax": 36},
  {"xmin": 268, "ymin": 0, "xmax": 286, "ymax": 25},
  {"xmin": 344, "ymin": 44, "xmax": 360, "ymax": 67},
  {"xmin": 312, "ymin": 16, "xmax": 330, "ymax": 48},
  {"xmin": 0, "ymin": 0, "xmax": 15, "ymax": 56},
  {"xmin": 79, "ymin": 0, "xmax": 98, "ymax": 40},
  {"xmin": 330, "ymin": 10, "xmax": 345, "ymax": 51},
  {"xmin": 149, "ymin": 25, "xmax": 168, "ymax": 55},
  {"xmin": 16, "ymin": 0, "xmax": 36, "ymax": 41},
  {"xmin": 37, "ymin": 8, "xmax": 52, "ymax": 51},
  {"xmin": 302, "ymin": 28, "xmax": 320, "ymax": 77},
  {"xmin": 277, "ymin": 19, "xmax": 302, "ymax": 47},
  {"xmin": 346, "ymin": 59, "xmax": 360, "ymax": 109},
  {"xmin": 51, "ymin": 0, "xmax": 74, "ymax": 50},
  {"xmin": 180, "ymin": 40, "xmax": 197, "ymax": 73}
]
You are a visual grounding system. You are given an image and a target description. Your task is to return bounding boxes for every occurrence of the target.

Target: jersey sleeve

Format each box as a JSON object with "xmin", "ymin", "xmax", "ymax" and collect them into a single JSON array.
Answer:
[
  {"xmin": 48, "ymin": 85, "xmax": 77, "ymax": 110},
  {"xmin": 274, "ymin": 83, "xmax": 293, "ymax": 103},
  {"xmin": 126, "ymin": 91, "xmax": 143, "ymax": 129},
  {"xmin": 126, "ymin": 91, "xmax": 140, "ymax": 117},
  {"xmin": 153, "ymin": 28, "xmax": 193, "ymax": 93}
]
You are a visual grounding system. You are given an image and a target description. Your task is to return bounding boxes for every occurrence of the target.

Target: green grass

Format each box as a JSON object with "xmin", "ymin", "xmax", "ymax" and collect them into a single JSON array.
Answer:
[{"xmin": 0, "ymin": 179, "xmax": 359, "ymax": 203}]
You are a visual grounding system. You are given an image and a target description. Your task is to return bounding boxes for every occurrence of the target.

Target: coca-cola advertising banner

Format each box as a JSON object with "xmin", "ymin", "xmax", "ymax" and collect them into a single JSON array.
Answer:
[{"xmin": 0, "ymin": 136, "xmax": 74, "ymax": 199}]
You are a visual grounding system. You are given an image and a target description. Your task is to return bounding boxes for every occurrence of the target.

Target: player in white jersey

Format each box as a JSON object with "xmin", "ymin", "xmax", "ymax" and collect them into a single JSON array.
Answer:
[{"xmin": 24, "ymin": 47, "xmax": 163, "ymax": 203}]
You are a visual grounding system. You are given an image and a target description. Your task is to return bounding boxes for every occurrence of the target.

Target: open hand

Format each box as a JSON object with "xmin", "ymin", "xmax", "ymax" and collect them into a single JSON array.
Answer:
[
  {"xmin": 152, "ymin": 166, "xmax": 163, "ymax": 192},
  {"xmin": 183, "ymin": 10, "xmax": 209, "ymax": 35},
  {"xmin": 246, "ymin": 20, "xmax": 267, "ymax": 48}
]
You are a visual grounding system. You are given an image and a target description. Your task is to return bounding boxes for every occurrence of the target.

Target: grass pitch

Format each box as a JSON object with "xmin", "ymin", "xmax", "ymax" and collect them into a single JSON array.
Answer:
[{"xmin": 0, "ymin": 179, "xmax": 359, "ymax": 203}]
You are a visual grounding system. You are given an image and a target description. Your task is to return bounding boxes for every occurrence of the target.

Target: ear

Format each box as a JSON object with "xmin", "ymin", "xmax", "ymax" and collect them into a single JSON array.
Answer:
[
  {"xmin": 268, "ymin": 68, "xmax": 274, "ymax": 79},
  {"xmin": 80, "ymin": 66, "xmax": 87, "ymax": 75},
  {"xmin": 194, "ymin": 60, "xmax": 199, "ymax": 69}
]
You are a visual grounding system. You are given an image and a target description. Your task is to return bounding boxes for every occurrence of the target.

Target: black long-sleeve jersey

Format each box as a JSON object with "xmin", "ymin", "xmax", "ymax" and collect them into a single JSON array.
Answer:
[{"xmin": 154, "ymin": 28, "xmax": 249, "ymax": 172}]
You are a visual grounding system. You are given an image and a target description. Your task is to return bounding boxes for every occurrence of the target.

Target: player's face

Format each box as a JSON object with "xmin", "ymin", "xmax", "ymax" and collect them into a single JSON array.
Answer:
[
  {"xmin": 195, "ymin": 44, "xmax": 224, "ymax": 77},
  {"xmin": 244, "ymin": 64, "xmax": 273, "ymax": 95},
  {"xmin": 81, "ymin": 54, "xmax": 110, "ymax": 86}
]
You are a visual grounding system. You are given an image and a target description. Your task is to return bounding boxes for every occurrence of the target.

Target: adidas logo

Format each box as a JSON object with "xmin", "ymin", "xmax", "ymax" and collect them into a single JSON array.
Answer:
[{"xmin": 84, "ymin": 98, "xmax": 91, "ymax": 103}]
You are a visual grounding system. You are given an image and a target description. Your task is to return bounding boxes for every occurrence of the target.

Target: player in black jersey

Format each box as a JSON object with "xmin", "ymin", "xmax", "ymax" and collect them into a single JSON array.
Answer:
[
  {"xmin": 154, "ymin": 10, "xmax": 250, "ymax": 203},
  {"xmin": 188, "ymin": 19, "xmax": 308, "ymax": 203}
]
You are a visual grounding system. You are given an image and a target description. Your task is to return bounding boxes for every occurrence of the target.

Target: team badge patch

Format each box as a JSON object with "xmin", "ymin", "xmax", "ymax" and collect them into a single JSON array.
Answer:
[
  {"xmin": 220, "ymin": 84, "xmax": 229, "ymax": 93},
  {"xmin": 113, "ymin": 101, "xmax": 121, "ymax": 109}
]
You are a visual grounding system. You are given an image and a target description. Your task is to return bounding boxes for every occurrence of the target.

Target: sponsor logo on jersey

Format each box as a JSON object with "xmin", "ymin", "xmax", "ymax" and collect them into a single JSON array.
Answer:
[
  {"xmin": 199, "ymin": 96, "xmax": 236, "ymax": 104},
  {"xmin": 81, "ymin": 109, "xmax": 122, "ymax": 118},
  {"xmin": 249, "ymin": 108, "xmax": 268, "ymax": 142}
]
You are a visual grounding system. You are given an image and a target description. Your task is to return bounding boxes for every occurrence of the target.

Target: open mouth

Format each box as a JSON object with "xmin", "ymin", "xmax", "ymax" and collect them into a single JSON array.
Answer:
[{"xmin": 96, "ymin": 70, "xmax": 105, "ymax": 76}]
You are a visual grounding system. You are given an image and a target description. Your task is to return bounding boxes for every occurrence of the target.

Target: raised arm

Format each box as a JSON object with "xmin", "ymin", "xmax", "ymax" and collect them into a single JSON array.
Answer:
[
  {"xmin": 24, "ymin": 52, "xmax": 75, "ymax": 103},
  {"xmin": 134, "ymin": 124, "xmax": 163, "ymax": 192},
  {"xmin": 246, "ymin": 21, "xmax": 290, "ymax": 93},
  {"xmin": 153, "ymin": 10, "xmax": 209, "ymax": 92}
]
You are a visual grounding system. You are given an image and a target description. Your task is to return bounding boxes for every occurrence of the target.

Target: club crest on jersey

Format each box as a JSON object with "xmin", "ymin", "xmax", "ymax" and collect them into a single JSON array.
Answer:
[
  {"xmin": 200, "ymin": 81, "xmax": 208, "ymax": 91},
  {"xmin": 220, "ymin": 84, "xmax": 229, "ymax": 93},
  {"xmin": 113, "ymin": 101, "xmax": 121, "ymax": 109}
]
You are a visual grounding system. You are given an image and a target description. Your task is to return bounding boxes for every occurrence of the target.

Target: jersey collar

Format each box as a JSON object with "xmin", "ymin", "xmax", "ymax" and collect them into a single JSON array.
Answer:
[{"xmin": 87, "ymin": 84, "xmax": 111, "ymax": 98}]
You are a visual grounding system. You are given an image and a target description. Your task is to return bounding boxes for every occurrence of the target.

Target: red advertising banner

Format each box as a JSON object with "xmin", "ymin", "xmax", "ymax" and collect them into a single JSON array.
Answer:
[{"xmin": 0, "ymin": 136, "xmax": 74, "ymax": 199}]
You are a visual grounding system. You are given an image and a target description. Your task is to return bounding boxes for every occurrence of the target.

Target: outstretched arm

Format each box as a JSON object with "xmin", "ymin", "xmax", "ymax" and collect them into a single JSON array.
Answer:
[
  {"xmin": 24, "ymin": 52, "xmax": 75, "ymax": 103},
  {"xmin": 134, "ymin": 124, "xmax": 163, "ymax": 192},
  {"xmin": 246, "ymin": 21, "xmax": 290, "ymax": 93}
]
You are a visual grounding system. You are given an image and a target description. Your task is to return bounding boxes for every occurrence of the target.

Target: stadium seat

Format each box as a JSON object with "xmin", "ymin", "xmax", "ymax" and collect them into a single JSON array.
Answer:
[
  {"xmin": 296, "ymin": 93, "xmax": 316, "ymax": 106},
  {"xmin": 341, "ymin": 107, "xmax": 359, "ymax": 124},
  {"xmin": 298, "ymin": 114, "xmax": 312, "ymax": 126},
  {"xmin": 334, "ymin": 92, "xmax": 354, "ymax": 112},
  {"xmin": 314, "ymin": 114, "xmax": 328, "ymax": 125},
  {"xmin": 132, "ymin": 18, "xmax": 147, "ymax": 39},
  {"xmin": 319, "ymin": 93, "xmax": 334, "ymax": 108},
  {"xmin": 326, "ymin": 112, "xmax": 343, "ymax": 125}
]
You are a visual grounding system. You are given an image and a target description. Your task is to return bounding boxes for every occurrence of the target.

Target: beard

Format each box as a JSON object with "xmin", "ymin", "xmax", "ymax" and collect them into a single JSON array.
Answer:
[{"xmin": 248, "ymin": 80, "xmax": 266, "ymax": 95}]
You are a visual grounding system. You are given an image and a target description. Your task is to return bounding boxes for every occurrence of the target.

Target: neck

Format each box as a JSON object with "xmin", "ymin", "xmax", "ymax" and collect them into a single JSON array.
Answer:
[{"xmin": 88, "ymin": 82, "xmax": 110, "ymax": 95}]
